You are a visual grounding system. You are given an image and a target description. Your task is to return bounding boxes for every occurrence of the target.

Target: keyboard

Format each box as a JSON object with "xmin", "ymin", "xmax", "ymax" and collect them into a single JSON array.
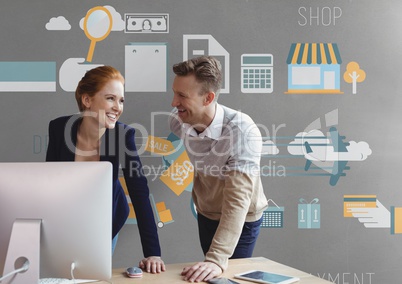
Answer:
[
  {"xmin": 39, "ymin": 279, "xmax": 70, "ymax": 284},
  {"xmin": 39, "ymin": 278, "xmax": 94, "ymax": 284}
]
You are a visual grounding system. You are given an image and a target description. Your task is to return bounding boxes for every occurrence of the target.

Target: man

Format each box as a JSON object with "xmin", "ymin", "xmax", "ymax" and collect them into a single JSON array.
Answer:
[{"xmin": 169, "ymin": 56, "xmax": 268, "ymax": 282}]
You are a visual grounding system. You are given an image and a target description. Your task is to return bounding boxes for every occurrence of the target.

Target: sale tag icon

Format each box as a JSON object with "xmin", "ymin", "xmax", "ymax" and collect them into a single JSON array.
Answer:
[{"xmin": 145, "ymin": 135, "xmax": 175, "ymax": 155}]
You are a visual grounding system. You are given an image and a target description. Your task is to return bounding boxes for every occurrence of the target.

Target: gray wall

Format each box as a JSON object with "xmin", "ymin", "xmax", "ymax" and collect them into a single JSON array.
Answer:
[{"xmin": 1, "ymin": 1, "xmax": 401, "ymax": 283}]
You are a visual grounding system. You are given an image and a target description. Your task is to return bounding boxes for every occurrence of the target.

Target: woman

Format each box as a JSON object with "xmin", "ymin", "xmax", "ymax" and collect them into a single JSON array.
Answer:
[{"xmin": 46, "ymin": 66, "xmax": 165, "ymax": 273}]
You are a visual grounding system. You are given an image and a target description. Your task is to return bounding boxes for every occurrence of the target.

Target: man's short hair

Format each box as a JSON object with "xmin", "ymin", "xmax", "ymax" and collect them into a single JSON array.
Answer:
[{"xmin": 172, "ymin": 56, "xmax": 222, "ymax": 98}]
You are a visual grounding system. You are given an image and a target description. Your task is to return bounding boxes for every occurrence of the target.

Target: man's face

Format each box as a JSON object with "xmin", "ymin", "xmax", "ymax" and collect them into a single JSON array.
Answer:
[{"xmin": 171, "ymin": 74, "xmax": 208, "ymax": 127}]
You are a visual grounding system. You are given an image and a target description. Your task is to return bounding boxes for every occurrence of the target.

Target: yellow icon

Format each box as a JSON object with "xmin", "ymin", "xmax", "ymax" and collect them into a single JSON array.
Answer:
[
  {"xmin": 145, "ymin": 136, "xmax": 175, "ymax": 155},
  {"xmin": 83, "ymin": 6, "xmax": 113, "ymax": 62},
  {"xmin": 343, "ymin": 61, "xmax": 366, "ymax": 94},
  {"xmin": 343, "ymin": 195, "xmax": 377, "ymax": 218},
  {"xmin": 119, "ymin": 177, "xmax": 136, "ymax": 220},
  {"xmin": 391, "ymin": 207, "xmax": 402, "ymax": 234},
  {"xmin": 120, "ymin": 177, "xmax": 174, "ymax": 227},
  {"xmin": 160, "ymin": 151, "xmax": 194, "ymax": 196},
  {"xmin": 155, "ymin": 201, "xmax": 173, "ymax": 227}
]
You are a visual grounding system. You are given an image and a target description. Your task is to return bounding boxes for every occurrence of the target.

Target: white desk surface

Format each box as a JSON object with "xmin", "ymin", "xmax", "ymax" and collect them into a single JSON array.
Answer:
[{"xmin": 102, "ymin": 257, "xmax": 332, "ymax": 283}]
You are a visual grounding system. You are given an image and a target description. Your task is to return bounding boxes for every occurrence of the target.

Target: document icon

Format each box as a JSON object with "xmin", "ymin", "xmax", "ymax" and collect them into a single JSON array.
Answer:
[{"xmin": 183, "ymin": 34, "xmax": 230, "ymax": 94}]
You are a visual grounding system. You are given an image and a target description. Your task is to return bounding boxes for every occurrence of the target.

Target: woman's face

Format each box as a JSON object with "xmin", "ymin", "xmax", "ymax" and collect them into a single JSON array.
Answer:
[{"xmin": 84, "ymin": 79, "xmax": 125, "ymax": 129}]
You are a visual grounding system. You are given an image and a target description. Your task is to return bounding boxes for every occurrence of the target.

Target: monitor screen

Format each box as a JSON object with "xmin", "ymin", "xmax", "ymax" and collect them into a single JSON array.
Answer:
[{"xmin": 0, "ymin": 162, "xmax": 112, "ymax": 282}]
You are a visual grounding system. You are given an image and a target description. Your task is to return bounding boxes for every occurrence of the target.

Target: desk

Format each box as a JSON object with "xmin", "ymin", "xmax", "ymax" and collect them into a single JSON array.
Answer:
[{"xmin": 105, "ymin": 257, "xmax": 332, "ymax": 283}]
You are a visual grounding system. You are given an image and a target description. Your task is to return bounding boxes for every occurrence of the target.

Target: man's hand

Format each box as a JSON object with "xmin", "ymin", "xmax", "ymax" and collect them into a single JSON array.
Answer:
[
  {"xmin": 139, "ymin": 256, "xmax": 166, "ymax": 274},
  {"xmin": 181, "ymin": 261, "xmax": 222, "ymax": 282}
]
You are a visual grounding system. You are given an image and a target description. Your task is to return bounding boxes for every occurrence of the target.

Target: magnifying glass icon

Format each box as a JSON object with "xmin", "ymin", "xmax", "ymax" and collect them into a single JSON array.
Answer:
[{"xmin": 83, "ymin": 6, "xmax": 113, "ymax": 62}]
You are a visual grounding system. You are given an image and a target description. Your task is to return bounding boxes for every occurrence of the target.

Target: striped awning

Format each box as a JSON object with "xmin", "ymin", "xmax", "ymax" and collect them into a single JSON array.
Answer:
[{"xmin": 286, "ymin": 43, "xmax": 342, "ymax": 65}]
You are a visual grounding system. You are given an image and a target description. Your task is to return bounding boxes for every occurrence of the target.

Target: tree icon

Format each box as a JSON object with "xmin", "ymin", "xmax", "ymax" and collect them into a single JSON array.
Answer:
[{"xmin": 343, "ymin": 62, "xmax": 366, "ymax": 94}]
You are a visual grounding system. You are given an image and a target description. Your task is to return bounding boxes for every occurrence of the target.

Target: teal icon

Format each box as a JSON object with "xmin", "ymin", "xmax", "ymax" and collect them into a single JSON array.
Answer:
[
  {"xmin": 261, "ymin": 199, "xmax": 284, "ymax": 228},
  {"xmin": 298, "ymin": 198, "xmax": 320, "ymax": 229}
]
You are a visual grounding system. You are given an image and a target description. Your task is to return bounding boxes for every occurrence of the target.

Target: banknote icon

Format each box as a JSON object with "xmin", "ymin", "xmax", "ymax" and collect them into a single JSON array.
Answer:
[{"xmin": 125, "ymin": 13, "xmax": 168, "ymax": 33}]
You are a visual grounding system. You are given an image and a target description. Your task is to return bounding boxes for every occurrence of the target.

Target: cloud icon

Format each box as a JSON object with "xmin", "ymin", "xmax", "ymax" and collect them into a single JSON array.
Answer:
[
  {"xmin": 287, "ymin": 130, "xmax": 328, "ymax": 156},
  {"xmin": 79, "ymin": 5, "xmax": 125, "ymax": 31},
  {"xmin": 341, "ymin": 141, "xmax": 372, "ymax": 161},
  {"xmin": 46, "ymin": 16, "xmax": 71, "ymax": 30}
]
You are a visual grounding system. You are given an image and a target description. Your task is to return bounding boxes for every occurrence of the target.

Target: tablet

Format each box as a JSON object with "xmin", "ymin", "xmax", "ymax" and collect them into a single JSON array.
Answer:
[{"xmin": 234, "ymin": 270, "xmax": 300, "ymax": 284}]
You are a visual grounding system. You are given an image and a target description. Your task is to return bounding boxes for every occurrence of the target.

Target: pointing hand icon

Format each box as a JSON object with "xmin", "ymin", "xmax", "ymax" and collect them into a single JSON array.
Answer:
[
  {"xmin": 59, "ymin": 58, "xmax": 103, "ymax": 92},
  {"xmin": 348, "ymin": 200, "xmax": 390, "ymax": 228}
]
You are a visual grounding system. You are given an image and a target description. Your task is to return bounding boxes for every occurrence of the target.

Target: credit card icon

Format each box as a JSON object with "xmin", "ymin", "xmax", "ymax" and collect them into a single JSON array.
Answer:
[{"xmin": 343, "ymin": 195, "xmax": 377, "ymax": 217}]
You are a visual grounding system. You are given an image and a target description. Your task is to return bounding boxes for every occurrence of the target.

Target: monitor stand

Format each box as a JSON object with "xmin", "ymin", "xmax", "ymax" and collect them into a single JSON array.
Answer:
[{"xmin": 2, "ymin": 219, "xmax": 41, "ymax": 284}]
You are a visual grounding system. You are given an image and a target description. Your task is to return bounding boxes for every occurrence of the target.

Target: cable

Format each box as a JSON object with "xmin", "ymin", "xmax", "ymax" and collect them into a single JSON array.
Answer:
[
  {"xmin": 69, "ymin": 262, "xmax": 112, "ymax": 283},
  {"xmin": 70, "ymin": 262, "xmax": 76, "ymax": 283},
  {"xmin": 0, "ymin": 260, "xmax": 30, "ymax": 281}
]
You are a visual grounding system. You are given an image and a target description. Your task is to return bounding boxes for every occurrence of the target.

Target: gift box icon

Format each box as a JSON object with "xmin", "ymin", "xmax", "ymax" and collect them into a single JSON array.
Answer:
[{"xmin": 298, "ymin": 198, "xmax": 320, "ymax": 229}]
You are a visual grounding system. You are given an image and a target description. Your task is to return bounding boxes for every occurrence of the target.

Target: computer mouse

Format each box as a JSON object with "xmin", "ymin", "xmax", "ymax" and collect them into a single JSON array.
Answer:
[{"xmin": 126, "ymin": 266, "xmax": 143, "ymax": 278}]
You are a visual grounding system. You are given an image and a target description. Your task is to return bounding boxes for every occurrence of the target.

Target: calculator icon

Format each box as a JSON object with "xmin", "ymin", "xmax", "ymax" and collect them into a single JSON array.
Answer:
[
  {"xmin": 261, "ymin": 199, "xmax": 284, "ymax": 228},
  {"xmin": 241, "ymin": 54, "xmax": 273, "ymax": 93}
]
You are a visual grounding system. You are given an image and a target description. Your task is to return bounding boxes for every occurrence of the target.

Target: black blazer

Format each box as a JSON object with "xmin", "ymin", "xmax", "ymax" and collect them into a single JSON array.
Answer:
[{"xmin": 46, "ymin": 115, "xmax": 161, "ymax": 257}]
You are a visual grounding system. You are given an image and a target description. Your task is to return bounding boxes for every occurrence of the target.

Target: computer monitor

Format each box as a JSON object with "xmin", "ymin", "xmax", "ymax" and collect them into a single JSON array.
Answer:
[{"xmin": 0, "ymin": 162, "xmax": 112, "ymax": 283}]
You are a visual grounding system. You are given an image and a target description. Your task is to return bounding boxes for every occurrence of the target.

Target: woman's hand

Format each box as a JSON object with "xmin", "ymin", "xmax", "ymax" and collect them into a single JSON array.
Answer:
[{"xmin": 139, "ymin": 256, "xmax": 166, "ymax": 274}]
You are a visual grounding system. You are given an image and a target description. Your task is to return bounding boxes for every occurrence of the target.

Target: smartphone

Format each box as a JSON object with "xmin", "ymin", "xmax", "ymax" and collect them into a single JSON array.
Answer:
[{"xmin": 207, "ymin": 277, "xmax": 241, "ymax": 284}]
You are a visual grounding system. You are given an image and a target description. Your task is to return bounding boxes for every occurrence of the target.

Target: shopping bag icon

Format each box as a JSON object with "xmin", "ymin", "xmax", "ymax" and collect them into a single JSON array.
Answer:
[{"xmin": 261, "ymin": 199, "xmax": 284, "ymax": 228}]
